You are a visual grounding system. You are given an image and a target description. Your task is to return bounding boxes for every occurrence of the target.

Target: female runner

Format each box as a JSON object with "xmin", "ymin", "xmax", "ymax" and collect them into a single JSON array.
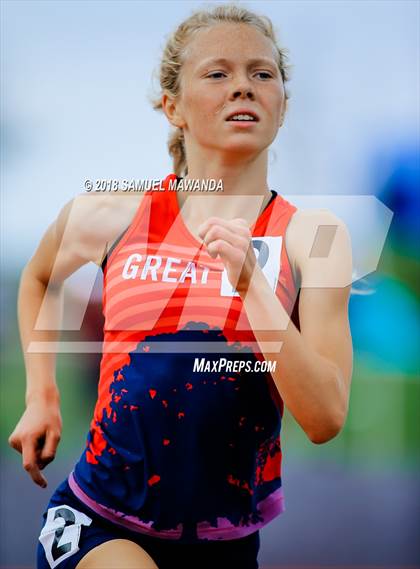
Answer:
[{"xmin": 8, "ymin": 4, "xmax": 353, "ymax": 569}]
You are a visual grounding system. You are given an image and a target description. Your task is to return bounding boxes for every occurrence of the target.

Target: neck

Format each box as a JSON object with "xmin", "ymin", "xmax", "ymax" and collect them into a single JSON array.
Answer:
[{"xmin": 177, "ymin": 147, "xmax": 273, "ymax": 223}]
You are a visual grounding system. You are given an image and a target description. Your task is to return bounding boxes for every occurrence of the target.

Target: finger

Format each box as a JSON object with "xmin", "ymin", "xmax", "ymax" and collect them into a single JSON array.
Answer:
[
  {"xmin": 22, "ymin": 437, "xmax": 47, "ymax": 488},
  {"xmin": 40, "ymin": 429, "xmax": 60, "ymax": 466},
  {"xmin": 8, "ymin": 432, "xmax": 22, "ymax": 454},
  {"xmin": 203, "ymin": 225, "xmax": 248, "ymax": 250},
  {"xmin": 207, "ymin": 239, "xmax": 241, "ymax": 262}
]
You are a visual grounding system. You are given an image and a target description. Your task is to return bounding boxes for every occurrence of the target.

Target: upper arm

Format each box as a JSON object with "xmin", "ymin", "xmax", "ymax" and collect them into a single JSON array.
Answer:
[
  {"xmin": 24, "ymin": 197, "xmax": 88, "ymax": 287},
  {"xmin": 286, "ymin": 209, "xmax": 354, "ymax": 403},
  {"xmin": 25, "ymin": 194, "xmax": 116, "ymax": 286}
]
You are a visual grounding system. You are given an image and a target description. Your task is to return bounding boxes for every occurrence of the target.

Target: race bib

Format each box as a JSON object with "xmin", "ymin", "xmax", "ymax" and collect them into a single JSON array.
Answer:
[
  {"xmin": 39, "ymin": 504, "xmax": 92, "ymax": 568},
  {"xmin": 220, "ymin": 236, "xmax": 282, "ymax": 296}
]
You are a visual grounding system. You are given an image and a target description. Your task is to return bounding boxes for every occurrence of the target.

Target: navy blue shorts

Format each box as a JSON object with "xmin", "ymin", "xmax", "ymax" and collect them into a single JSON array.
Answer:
[{"xmin": 36, "ymin": 479, "xmax": 260, "ymax": 569}]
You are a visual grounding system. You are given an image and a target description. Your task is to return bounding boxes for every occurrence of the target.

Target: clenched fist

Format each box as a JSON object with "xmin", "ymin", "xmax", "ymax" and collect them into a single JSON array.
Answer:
[{"xmin": 198, "ymin": 217, "xmax": 259, "ymax": 294}]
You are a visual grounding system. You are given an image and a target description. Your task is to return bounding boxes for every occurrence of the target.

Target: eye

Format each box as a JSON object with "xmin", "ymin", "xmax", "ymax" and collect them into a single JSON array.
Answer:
[
  {"xmin": 206, "ymin": 71, "xmax": 227, "ymax": 79},
  {"xmin": 254, "ymin": 71, "xmax": 274, "ymax": 80}
]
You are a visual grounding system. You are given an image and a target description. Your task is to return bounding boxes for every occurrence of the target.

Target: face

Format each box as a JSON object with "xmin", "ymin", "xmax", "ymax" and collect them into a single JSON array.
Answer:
[{"xmin": 163, "ymin": 23, "xmax": 286, "ymax": 158}]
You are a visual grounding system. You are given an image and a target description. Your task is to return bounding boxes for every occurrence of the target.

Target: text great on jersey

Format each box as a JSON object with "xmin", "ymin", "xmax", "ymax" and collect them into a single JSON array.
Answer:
[{"xmin": 122, "ymin": 254, "xmax": 211, "ymax": 284}]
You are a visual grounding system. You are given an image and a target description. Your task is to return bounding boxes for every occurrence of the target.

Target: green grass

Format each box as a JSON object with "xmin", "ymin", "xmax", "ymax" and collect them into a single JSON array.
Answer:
[{"xmin": 281, "ymin": 358, "xmax": 420, "ymax": 470}]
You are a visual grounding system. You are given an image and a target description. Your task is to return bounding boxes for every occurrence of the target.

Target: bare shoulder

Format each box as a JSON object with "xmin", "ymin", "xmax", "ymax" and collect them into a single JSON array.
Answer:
[
  {"xmin": 285, "ymin": 208, "xmax": 352, "ymax": 288},
  {"xmin": 286, "ymin": 207, "xmax": 349, "ymax": 245},
  {"xmin": 60, "ymin": 193, "xmax": 145, "ymax": 266}
]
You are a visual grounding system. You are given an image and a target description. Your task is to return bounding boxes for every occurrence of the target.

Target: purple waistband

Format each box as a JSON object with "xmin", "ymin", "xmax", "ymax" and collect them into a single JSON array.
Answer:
[{"xmin": 68, "ymin": 470, "xmax": 285, "ymax": 541}]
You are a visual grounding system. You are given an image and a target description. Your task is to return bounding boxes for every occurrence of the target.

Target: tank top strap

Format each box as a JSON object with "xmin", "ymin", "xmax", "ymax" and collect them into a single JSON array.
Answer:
[
  {"xmin": 101, "ymin": 173, "xmax": 178, "ymax": 272},
  {"xmin": 146, "ymin": 173, "xmax": 179, "ymax": 238}
]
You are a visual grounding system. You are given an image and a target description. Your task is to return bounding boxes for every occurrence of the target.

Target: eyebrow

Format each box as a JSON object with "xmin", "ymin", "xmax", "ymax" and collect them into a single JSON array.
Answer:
[{"xmin": 196, "ymin": 57, "xmax": 278, "ymax": 71}]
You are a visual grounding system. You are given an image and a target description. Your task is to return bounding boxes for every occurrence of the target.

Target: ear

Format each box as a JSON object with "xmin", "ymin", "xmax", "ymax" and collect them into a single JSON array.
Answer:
[{"xmin": 161, "ymin": 92, "xmax": 186, "ymax": 129}]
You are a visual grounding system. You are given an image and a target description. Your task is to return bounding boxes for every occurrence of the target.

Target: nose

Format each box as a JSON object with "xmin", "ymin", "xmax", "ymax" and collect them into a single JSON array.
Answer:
[
  {"xmin": 232, "ymin": 88, "xmax": 255, "ymax": 100},
  {"xmin": 229, "ymin": 75, "xmax": 255, "ymax": 101}
]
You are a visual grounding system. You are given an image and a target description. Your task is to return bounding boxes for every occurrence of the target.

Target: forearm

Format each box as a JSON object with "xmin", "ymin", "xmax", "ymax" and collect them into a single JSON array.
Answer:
[
  {"xmin": 239, "ymin": 268, "xmax": 346, "ymax": 443},
  {"xmin": 18, "ymin": 266, "xmax": 63, "ymax": 405}
]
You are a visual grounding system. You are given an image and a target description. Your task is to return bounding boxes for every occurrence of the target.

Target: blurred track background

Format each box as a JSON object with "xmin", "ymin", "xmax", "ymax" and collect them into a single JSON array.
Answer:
[{"xmin": 1, "ymin": 1, "xmax": 419, "ymax": 567}]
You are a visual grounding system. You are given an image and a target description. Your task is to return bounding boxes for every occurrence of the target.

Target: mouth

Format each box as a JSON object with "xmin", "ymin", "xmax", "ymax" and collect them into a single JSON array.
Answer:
[{"xmin": 225, "ymin": 110, "xmax": 259, "ymax": 123}]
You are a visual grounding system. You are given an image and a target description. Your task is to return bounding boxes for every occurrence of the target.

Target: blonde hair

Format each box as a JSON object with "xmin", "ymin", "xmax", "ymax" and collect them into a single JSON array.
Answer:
[{"xmin": 151, "ymin": 3, "xmax": 292, "ymax": 177}]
